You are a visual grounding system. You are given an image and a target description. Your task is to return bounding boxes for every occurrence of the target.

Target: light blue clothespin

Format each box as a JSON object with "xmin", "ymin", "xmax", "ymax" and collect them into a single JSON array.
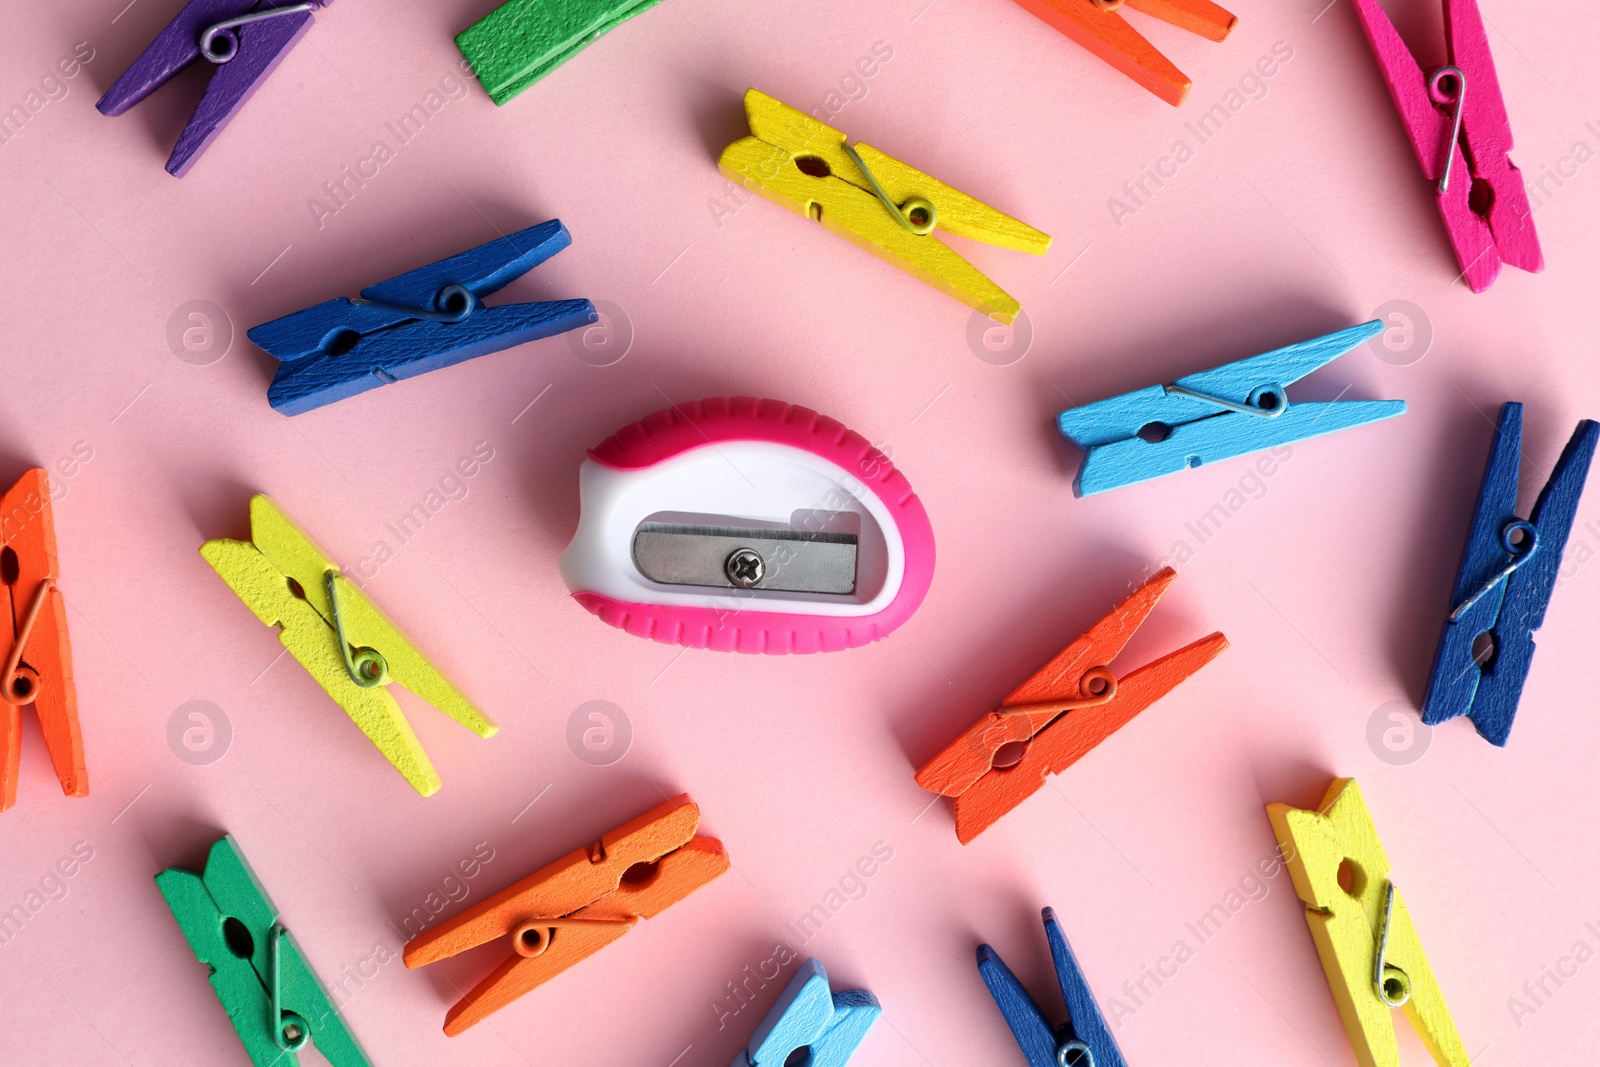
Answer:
[
  {"xmin": 1056, "ymin": 320, "xmax": 1404, "ymax": 496},
  {"xmin": 733, "ymin": 958, "xmax": 880, "ymax": 1067},
  {"xmin": 978, "ymin": 907, "xmax": 1126, "ymax": 1067}
]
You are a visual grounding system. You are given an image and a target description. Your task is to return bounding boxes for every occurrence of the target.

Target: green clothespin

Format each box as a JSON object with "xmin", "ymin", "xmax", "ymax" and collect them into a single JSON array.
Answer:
[
  {"xmin": 457, "ymin": 0, "xmax": 665, "ymax": 105},
  {"xmin": 156, "ymin": 836, "xmax": 372, "ymax": 1067}
]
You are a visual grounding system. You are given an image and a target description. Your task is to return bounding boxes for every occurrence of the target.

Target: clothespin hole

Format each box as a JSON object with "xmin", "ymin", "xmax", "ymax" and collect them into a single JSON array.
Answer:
[
  {"xmin": 0, "ymin": 547, "xmax": 18, "ymax": 585},
  {"xmin": 438, "ymin": 288, "xmax": 472, "ymax": 317},
  {"xmin": 906, "ymin": 205, "xmax": 932, "ymax": 229},
  {"xmin": 794, "ymin": 155, "xmax": 832, "ymax": 179},
  {"xmin": 1336, "ymin": 858, "xmax": 1366, "ymax": 897},
  {"xmin": 1471, "ymin": 631, "xmax": 1497, "ymax": 668},
  {"xmin": 1468, "ymin": 179, "xmax": 1494, "ymax": 219},
  {"xmin": 783, "ymin": 1047, "xmax": 814, "ymax": 1067},
  {"xmin": 621, "ymin": 860, "xmax": 661, "ymax": 889},
  {"xmin": 1136, "ymin": 422, "xmax": 1172, "ymax": 444},
  {"xmin": 320, "ymin": 329, "xmax": 362, "ymax": 357},
  {"xmin": 1382, "ymin": 972, "xmax": 1409, "ymax": 1004},
  {"xmin": 286, "ymin": 577, "xmax": 306, "ymax": 600},
  {"xmin": 1090, "ymin": 0, "xmax": 1124, "ymax": 9},
  {"xmin": 8, "ymin": 675, "xmax": 32, "ymax": 699},
  {"xmin": 991, "ymin": 740, "xmax": 1029, "ymax": 770},
  {"xmin": 222, "ymin": 916, "xmax": 255, "ymax": 959}
]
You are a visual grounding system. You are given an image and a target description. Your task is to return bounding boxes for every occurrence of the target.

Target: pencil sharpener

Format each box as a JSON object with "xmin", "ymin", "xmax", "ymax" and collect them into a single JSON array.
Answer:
[{"xmin": 559, "ymin": 397, "xmax": 935, "ymax": 653}]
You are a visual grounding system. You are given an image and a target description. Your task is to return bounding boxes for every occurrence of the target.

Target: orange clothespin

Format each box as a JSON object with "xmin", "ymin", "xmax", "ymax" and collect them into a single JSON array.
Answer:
[
  {"xmin": 404, "ymin": 794, "xmax": 729, "ymax": 1035},
  {"xmin": 1012, "ymin": 0, "xmax": 1237, "ymax": 106},
  {"xmin": 916, "ymin": 567, "xmax": 1225, "ymax": 842},
  {"xmin": 1, "ymin": 469, "xmax": 87, "ymax": 812}
]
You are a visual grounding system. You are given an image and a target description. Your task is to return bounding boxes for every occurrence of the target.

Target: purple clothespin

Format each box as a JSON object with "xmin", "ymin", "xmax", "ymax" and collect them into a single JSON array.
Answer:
[{"xmin": 97, "ymin": 0, "xmax": 327, "ymax": 177}]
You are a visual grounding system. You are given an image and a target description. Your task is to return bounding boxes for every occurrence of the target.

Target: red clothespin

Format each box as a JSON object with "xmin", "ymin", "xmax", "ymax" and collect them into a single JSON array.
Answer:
[
  {"xmin": 403, "ymin": 795, "xmax": 728, "ymax": 1035},
  {"xmin": 1, "ymin": 469, "xmax": 87, "ymax": 812},
  {"xmin": 1349, "ymin": 0, "xmax": 1541, "ymax": 292},
  {"xmin": 916, "ymin": 567, "xmax": 1225, "ymax": 842},
  {"xmin": 1011, "ymin": 0, "xmax": 1237, "ymax": 107}
]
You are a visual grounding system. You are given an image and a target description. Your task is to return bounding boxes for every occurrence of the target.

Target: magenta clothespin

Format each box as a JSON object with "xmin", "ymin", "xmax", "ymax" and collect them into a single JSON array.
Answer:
[
  {"xmin": 97, "ymin": 0, "xmax": 328, "ymax": 177},
  {"xmin": 1348, "ymin": 0, "xmax": 1541, "ymax": 292}
]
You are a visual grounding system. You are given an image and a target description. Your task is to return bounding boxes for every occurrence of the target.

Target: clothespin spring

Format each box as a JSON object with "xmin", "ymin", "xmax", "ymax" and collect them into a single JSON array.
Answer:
[
  {"xmin": 1000, "ymin": 666, "xmax": 1118, "ymax": 720},
  {"xmin": 200, "ymin": 3, "xmax": 319, "ymax": 64},
  {"xmin": 1372, "ymin": 881, "xmax": 1411, "ymax": 1008},
  {"xmin": 1164, "ymin": 383, "xmax": 1287, "ymax": 419},
  {"xmin": 2, "ymin": 578, "xmax": 53, "ymax": 706},
  {"xmin": 511, "ymin": 916, "xmax": 634, "ymax": 958},
  {"xmin": 351, "ymin": 283, "xmax": 478, "ymax": 324},
  {"xmin": 1427, "ymin": 66, "xmax": 1468, "ymax": 194},
  {"xmin": 1057, "ymin": 1038, "xmax": 1093, "ymax": 1066},
  {"xmin": 268, "ymin": 923, "xmax": 311, "ymax": 1052},
  {"xmin": 841, "ymin": 144, "xmax": 937, "ymax": 236},
  {"xmin": 325, "ymin": 572, "xmax": 388, "ymax": 687},
  {"xmin": 1449, "ymin": 519, "xmax": 1538, "ymax": 621}
]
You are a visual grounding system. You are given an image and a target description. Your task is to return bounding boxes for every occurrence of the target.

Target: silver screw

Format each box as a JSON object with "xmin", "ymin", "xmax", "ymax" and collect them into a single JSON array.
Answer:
[{"xmin": 725, "ymin": 548, "xmax": 765, "ymax": 588}]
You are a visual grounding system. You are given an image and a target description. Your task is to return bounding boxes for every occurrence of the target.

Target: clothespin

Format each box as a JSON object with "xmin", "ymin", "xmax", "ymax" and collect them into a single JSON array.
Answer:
[
  {"xmin": 249, "ymin": 220, "xmax": 596, "ymax": 416},
  {"xmin": 1421, "ymin": 403, "xmax": 1597, "ymax": 745},
  {"xmin": 201, "ymin": 494, "xmax": 495, "ymax": 796},
  {"xmin": 458, "ymin": 0, "xmax": 661, "ymax": 105},
  {"xmin": 1348, "ymin": 0, "xmax": 1541, "ymax": 292},
  {"xmin": 978, "ymin": 907, "xmax": 1127, "ymax": 1067},
  {"xmin": 1268, "ymin": 778, "xmax": 1470, "ymax": 1067},
  {"xmin": 916, "ymin": 567, "xmax": 1225, "ymax": 842},
  {"xmin": 733, "ymin": 958, "xmax": 880, "ymax": 1067},
  {"xmin": 405, "ymin": 794, "xmax": 728, "ymax": 1034},
  {"xmin": 158, "ymin": 835, "xmax": 373, "ymax": 1067},
  {"xmin": 719, "ymin": 90, "xmax": 1052, "ymax": 325},
  {"xmin": 97, "ymin": 0, "xmax": 328, "ymax": 177},
  {"xmin": 1, "ymin": 469, "xmax": 86, "ymax": 812},
  {"xmin": 1011, "ymin": 0, "xmax": 1237, "ymax": 106},
  {"xmin": 1056, "ymin": 320, "xmax": 1405, "ymax": 497}
]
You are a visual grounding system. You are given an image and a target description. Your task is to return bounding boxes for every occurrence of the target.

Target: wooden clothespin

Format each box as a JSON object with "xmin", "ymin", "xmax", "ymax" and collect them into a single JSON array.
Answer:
[
  {"xmin": 1349, "ymin": 0, "xmax": 1541, "ymax": 292},
  {"xmin": 979, "ymin": 907, "xmax": 1127, "ymax": 1067},
  {"xmin": 1422, "ymin": 403, "xmax": 1597, "ymax": 745},
  {"xmin": 1, "ymin": 469, "xmax": 86, "ymax": 812},
  {"xmin": 458, "ymin": 0, "xmax": 661, "ymax": 105},
  {"xmin": 158, "ymin": 835, "xmax": 373, "ymax": 1067},
  {"xmin": 404, "ymin": 794, "xmax": 728, "ymax": 1034},
  {"xmin": 201, "ymin": 494, "xmax": 495, "ymax": 796},
  {"xmin": 719, "ymin": 90, "xmax": 1052, "ymax": 325},
  {"xmin": 1268, "ymin": 779, "xmax": 1470, "ymax": 1067},
  {"xmin": 916, "ymin": 567, "xmax": 1225, "ymax": 842},
  {"xmin": 97, "ymin": 0, "xmax": 328, "ymax": 177},
  {"xmin": 1056, "ymin": 320, "xmax": 1406, "ymax": 496},
  {"xmin": 1012, "ymin": 0, "xmax": 1237, "ymax": 106},
  {"xmin": 733, "ymin": 958, "xmax": 880, "ymax": 1067},
  {"xmin": 249, "ymin": 220, "xmax": 596, "ymax": 415}
]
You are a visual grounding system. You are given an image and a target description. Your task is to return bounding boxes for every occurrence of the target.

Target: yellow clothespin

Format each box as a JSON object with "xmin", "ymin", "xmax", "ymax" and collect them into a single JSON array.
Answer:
[
  {"xmin": 719, "ymin": 89, "xmax": 1051, "ymax": 324},
  {"xmin": 1267, "ymin": 778, "xmax": 1470, "ymax": 1067},
  {"xmin": 201, "ymin": 495, "xmax": 495, "ymax": 796}
]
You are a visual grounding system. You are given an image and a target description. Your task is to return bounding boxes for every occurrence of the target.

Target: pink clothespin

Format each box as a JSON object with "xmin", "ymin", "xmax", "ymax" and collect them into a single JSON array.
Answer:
[{"xmin": 1349, "ymin": 0, "xmax": 1541, "ymax": 292}]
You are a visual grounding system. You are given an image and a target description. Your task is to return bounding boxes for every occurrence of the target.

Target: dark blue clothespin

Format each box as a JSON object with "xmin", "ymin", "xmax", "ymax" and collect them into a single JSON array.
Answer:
[
  {"xmin": 732, "ymin": 958, "xmax": 879, "ymax": 1067},
  {"xmin": 98, "ymin": 0, "xmax": 328, "ymax": 177},
  {"xmin": 249, "ymin": 220, "xmax": 596, "ymax": 416},
  {"xmin": 1422, "ymin": 402, "xmax": 1598, "ymax": 745},
  {"xmin": 978, "ymin": 907, "xmax": 1127, "ymax": 1067}
]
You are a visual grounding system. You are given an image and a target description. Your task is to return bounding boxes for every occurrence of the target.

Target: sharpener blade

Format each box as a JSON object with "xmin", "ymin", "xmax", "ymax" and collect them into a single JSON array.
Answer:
[{"xmin": 632, "ymin": 522, "xmax": 858, "ymax": 595}]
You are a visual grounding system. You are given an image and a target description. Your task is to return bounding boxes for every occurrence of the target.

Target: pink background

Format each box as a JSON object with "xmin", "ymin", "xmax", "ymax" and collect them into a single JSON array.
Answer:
[{"xmin": 3, "ymin": 0, "xmax": 1599, "ymax": 1064}]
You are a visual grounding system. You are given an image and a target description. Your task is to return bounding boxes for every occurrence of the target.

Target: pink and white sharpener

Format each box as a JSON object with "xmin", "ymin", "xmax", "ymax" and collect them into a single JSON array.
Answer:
[{"xmin": 559, "ymin": 397, "xmax": 935, "ymax": 653}]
